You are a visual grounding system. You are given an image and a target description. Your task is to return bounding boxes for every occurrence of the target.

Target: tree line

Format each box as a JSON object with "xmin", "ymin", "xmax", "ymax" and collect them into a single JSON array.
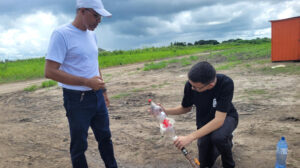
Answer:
[{"xmin": 170, "ymin": 37, "xmax": 270, "ymax": 46}]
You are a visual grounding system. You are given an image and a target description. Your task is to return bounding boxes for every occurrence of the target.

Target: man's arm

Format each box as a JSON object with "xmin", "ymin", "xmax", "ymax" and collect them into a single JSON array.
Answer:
[
  {"xmin": 174, "ymin": 111, "xmax": 226, "ymax": 149},
  {"xmin": 98, "ymin": 68, "xmax": 103, "ymax": 80},
  {"xmin": 98, "ymin": 68, "xmax": 110, "ymax": 106},
  {"xmin": 44, "ymin": 59, "xmax": 105, "ymax": 90}
]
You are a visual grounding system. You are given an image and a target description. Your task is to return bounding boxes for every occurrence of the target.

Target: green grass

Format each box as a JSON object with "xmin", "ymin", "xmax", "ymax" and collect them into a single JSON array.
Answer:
[
  {"xmin": 244, "ymin": 64, "xmax": 251, "ymax": 68},
  {"xmin": 24, "ymin": 80, "xmax": 57, "ymax": 92},
  {"xmin": 239, "ymin": 58, "xmax": 300, "ymax": 75},
  {"xmin": 210, "ymin": 43, "xmax": 271, "ymax": 61},
  {"xmin": 98, "ymin": 44, "xmax": 234, "ymax": 68},
  {"xmin": 0, "ymin": 41, "xmax": 272, "ymax": 84},
  {"xmin": 215, "ymin": 61, "xmax": 242, "ymax": 70},
  {"xmin": 142, "ymin": 42, "xmax": 271, "ymax": 71},
  {"xmin": 143, "ymin": 55, "xmax": 200, "ymax": 71},
  {"xmin": 131, "ymin": 88, "xmax": 145, "ymax": 92},
  {"xmin": 103, "ymin": 74, "xmax": 112, "ymax": 77},
  {"xmin": 111, "ymin": 93, "xmax": 131, "ymax": 99},
  {"xmin": 102, "ymin": 73, "xmax": 113, "ymax": 82},
  {"xmin": 245, "ymin": 89, "xmax": 267, "ymax": 95},
  {"xmin": 242, "ymin": 89, "xmax": 269, "ymax": 101},
  {"xmin": 167, "ymin": 59, "xmax": 180, "ymax": 64},
  {"xmin": 41, "ymin": 80, "xmax": 57, "ymax": 88},
  {"xmin": 143, "ymin": 61, "xmax": 168, "ymax": 71},
  {"xmin": 259, "ymin": 64, "xmax": 300, "ymax": 75},
  {"xmin": 24, "ymin": 85, "xmax": 39, "ymax": 92},
  {"xmin": 180, "ymin": 58, "xmax": 192, "ymax": 66},
  {"xmin": 150, "ymin": 81, "xmax": 169, "ymax": 88},
  {"xmin": 255, "ymin": 59, "xmax": 270, "ymax": 64},
  {"xmin": 0, "ymin": 58, "xmax": 45, "ymax": 84}
]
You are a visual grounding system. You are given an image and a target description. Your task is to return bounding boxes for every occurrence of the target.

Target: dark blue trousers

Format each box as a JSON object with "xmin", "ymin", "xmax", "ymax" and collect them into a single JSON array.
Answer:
[
  {"xmin": 197, "ymin": 116, "xmax": 238, "ymax": 168},
  {"xmin": 63, "ymin": 88, "xmax": 118, "ymax": 168}
]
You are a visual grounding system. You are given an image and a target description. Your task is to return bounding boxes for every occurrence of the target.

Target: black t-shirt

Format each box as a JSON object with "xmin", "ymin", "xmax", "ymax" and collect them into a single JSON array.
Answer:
[{"xmin": 181, "ymin": 74, "xmax": 238, "ymax": 129}]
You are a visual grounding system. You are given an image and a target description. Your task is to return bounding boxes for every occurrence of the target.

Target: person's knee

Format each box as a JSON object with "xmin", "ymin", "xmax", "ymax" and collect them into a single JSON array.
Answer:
[
  {"xmin": 70, "ymin": 124, "xmax": 88, "ymax": 138},
  {"xmin": 197, "ymin": 135, "xmax": 210, "ymax": 147},
  {"xmin": 101, "ymin": 131, "xmax": 112, "ymax": 141},
  {"xmin": 211, "ymin": 132, "xmax": 227, "ymax": 145},
  {"xmin": 71, "ymin": 140, "xmax": 88, "ymax": 152},
  {"xmin": 94, "ymin": 130, "xmax": 112, "ymax": 142},
  {"xmin": 69, "ymin": 126, "xmax": 89, "ymax": 149}
]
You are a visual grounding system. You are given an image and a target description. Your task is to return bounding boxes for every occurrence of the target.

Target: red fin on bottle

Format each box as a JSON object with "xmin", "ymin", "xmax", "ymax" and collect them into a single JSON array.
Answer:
[{"xmin": 162, "ymin": 119, "xmax": 172, "ymax": 128}]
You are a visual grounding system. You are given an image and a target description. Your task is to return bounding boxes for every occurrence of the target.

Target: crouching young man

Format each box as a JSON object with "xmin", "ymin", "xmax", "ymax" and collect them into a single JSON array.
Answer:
[{"xmin": 161, "ymin": 61, "xmax": 238, "ymax": 168}]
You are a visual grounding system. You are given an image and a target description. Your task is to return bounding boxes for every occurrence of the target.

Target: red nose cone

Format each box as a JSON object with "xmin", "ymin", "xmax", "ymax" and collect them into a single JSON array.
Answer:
[{"xmin": 163, "ymin": 119, "xmax": 171, "ymax": 127}]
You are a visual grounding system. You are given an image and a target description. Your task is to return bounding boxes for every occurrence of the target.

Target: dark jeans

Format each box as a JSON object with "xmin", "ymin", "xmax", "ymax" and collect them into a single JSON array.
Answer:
[
  {"xmin": 197, "ymin": 116, "xmax": 238, "ymax": 168},
  {"xmin": 63, "ymin": 88, "xmax": 118, "ymax": 168}
]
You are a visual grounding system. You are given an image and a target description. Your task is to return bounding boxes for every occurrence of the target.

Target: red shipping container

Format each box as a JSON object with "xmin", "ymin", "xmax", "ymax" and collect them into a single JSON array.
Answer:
[{"xmin": 270, "ymin": 16, "xmax": 300, "ymax": 61}]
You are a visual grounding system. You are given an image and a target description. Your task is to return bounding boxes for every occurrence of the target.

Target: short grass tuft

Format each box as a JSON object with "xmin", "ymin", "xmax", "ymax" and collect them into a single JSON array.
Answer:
[
  {"xmin": 24, "ymin": 85, "xmax": 39, "ymax": 92},
  {"xmin": 41, "ymin": 80, "xmax": 57, "ymax": 88}
]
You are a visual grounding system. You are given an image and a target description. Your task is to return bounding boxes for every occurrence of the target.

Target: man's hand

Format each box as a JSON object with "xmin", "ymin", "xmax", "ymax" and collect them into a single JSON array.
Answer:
[
  {"xmin": 157, "ymin": 103, "xmax": 166, "ymax": 112},
  {"xmin": 174, "ymin": 134, "xmax": 195, "ymax": 150},
  {"xmin": 85, "ymin": 76, "xmax": 105, "ymax": 90},
  {"xmin": 148, "ymin": 102, "xmax": 166, "ymax": 116},
  {"xmin": 103, "ymin": 91, "xmax": 110, "ymax": 107}
]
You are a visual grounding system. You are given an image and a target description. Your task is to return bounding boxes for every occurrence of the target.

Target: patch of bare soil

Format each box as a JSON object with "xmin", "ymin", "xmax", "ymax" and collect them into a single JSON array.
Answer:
[{"xmin": 0, "ymin": 57, "xmax": 299, "ymax": 168}]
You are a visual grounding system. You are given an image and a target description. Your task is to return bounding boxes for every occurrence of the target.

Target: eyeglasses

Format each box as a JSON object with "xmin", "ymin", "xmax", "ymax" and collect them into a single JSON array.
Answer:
[
  {"xmin": 86, "ymin": 9, "xmax": 102, "ymax": 20},
  {"xmin": 189, "ymin": 79, "xmax": 215, "ymax": 91},
  {"xmin": 191, "ymin": 84, "xmax": 209, "ymax": 91}
]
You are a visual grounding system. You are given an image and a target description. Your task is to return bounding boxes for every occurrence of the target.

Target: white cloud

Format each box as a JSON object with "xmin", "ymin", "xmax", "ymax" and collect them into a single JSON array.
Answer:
[
  {"xmin": 1, "ymin": 0, "xmax": 299, "ymax": 61},
  {"xmin": 253, "ymin": 28, "xmax": 271, "ymax": 38},
  {"xmin": 278, "ymin": 1, "xmax": 299, "ymax": 19},
  {"xmin": 0, "ymin": 11, "xmax": 71, "ymax": 61}
]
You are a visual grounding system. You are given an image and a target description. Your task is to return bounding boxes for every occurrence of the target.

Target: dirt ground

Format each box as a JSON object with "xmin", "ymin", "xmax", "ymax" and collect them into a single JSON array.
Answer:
[{"xmin": 0, "ymin": 55, "xmax": 299, "ymax": 168}]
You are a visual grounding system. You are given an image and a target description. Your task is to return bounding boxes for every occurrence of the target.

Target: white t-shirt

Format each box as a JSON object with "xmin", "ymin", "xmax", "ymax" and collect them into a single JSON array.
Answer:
[{"xmin": 46, "ymin": 23, "xmax": 100, "ymax": 91}]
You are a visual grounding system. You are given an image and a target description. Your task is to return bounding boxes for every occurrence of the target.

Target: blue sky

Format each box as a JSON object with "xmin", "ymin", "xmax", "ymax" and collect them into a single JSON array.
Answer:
[{"xmin": 0, "ymin": 0, "xmax": 299, "ymax": 61}]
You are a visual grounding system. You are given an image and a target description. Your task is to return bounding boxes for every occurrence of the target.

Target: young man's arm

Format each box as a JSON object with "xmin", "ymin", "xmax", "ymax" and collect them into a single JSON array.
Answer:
[
  {"xmin": 164, "ymin": 106, "xmax": 192, "ymax": 115},
  {"xmin": 45, "ymin": 59, "xmax": 105, "ymax": 90},
  {"xmin": 174, "ymin": 111, "xmax": 226, "ymax": 149}
]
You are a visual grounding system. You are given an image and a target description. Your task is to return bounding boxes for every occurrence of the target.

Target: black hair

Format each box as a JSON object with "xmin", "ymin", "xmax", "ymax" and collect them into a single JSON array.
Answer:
[{"xmin": 188, "ymin": 61, "xmax": 216, "ymax": 84}]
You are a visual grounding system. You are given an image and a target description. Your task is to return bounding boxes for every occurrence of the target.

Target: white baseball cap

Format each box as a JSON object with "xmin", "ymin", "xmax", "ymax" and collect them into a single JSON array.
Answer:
[{"xmin": 76, "ymin": 0, "xmax": 112, "ymax": 17}]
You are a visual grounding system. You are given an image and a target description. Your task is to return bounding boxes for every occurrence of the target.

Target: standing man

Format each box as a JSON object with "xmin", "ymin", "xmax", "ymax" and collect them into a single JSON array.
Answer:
[
  {"xmin": 161, "ymin": 61, "xmax": 238, "ymax": 168},
  {"xmin": 44, "ymin": 0, "xmax": 118, "ymax": 167}
]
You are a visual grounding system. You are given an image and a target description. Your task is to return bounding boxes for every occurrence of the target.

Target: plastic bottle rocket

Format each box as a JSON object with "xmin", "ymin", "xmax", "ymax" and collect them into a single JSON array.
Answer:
[
  {"xmin": 161, "ymin": 118, "xmax": 200, "ymax": 168},
  {"xmin": 275, "ymin": 136, "xmax": 288, "ymax": 168},
  {"xmin": 148, "ymin": 99, "xmax": 176, "ymax": 139},
  {"xmin": 148, "ymin": 99, "xmax": 167, "ymax": 123},
  {"xmin": 148, "ymin": 99, "xmax": 200, "ymax": 168},
  {"xmin": 160, "ymin": 118, "xmax": 177, "ymax": 140}
]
